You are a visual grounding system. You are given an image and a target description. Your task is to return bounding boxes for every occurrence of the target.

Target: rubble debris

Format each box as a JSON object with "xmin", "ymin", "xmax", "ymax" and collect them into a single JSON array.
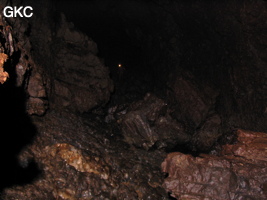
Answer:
[
  {"xmin": 121, "ymin": 93, "xmax": 191, "ymax": 150},
  {"xmin": 162, "ymin": 129, "xmax": 267, "ymax": 200},
  {"xmin": 168, "ymin": 71, "xmax": 219, "ymax": 129},
  {"xmin": 2, "ymin": 111, "xmax": 169, "ymax": 199}
]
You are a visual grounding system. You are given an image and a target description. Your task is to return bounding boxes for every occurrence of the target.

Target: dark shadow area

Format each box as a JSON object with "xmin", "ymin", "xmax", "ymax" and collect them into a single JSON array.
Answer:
[
  {"xmin": 164, "ymin": 144, "xmax": 200, "ymax": 157},
  {"xmin": 55, "ymin": 0, "xmax": 158, "ymax": 104},
  {"xmin": 0, "ymin": 51, "xmax": 41, "ymax": 192}
]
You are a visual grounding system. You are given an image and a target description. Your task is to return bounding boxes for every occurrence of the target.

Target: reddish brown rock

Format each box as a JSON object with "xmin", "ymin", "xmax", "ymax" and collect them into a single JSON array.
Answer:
[
  {"xmin": 162, "ymin": 129, "xmax": 267, "ymax": 200},
  {"xmin": 222, "ymin": 129, "xmax": 267, "ymax": 162}
]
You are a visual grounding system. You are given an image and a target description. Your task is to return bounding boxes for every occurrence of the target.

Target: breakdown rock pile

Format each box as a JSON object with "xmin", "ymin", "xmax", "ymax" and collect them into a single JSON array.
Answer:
[
  {"xmin": 162, "ymin": 129, "xmax": 267, "ymax": 200},
  {"xmin": 121, "ymin": 93, "xmax": 191, "ymax": 150},
  {"xmin": 2, "ymin": 111, "xmax": 168, "ymax": 199}
]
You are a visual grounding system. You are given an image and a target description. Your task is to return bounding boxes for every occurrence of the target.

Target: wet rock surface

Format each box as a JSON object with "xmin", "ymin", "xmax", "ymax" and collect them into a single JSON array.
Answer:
[
  {"xmin": 162, "ymin": 129, "xmax": 267, "ymax": 200},
  {"xmin": 121, "ymin": 93, "xmax": 191, "ymax": 150},
  {"xmin": 2, "ymin": 111, "xmax": 168, "ymax": 199}
]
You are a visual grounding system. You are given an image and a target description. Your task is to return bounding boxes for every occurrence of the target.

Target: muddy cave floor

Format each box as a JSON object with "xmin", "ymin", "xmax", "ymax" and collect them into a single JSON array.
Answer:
[{"xmin": 2, "ymin": 73, "xmax": 173, "ymax": 199}]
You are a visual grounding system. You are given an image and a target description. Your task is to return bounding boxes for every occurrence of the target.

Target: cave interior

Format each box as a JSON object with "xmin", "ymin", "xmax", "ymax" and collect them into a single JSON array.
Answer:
[{"xmin": 0, "ymin": 0, "xmax": 267, "ymax": 199}]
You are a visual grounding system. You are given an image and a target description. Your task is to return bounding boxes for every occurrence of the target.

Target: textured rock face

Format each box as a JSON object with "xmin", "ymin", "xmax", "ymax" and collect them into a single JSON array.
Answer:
[
  {"xmin": 165, "ymin": 70, "xmax": 222, "ymax": 152},
  {"xmin": 222, "ymin": 130, "xmax": 267, "ymax": 163},
  {"xmin": 3, "ymin": 6, "xmax": 49, "ymax": 116},
  {"xmin": 7, "ymin": 2, "xmax": 113, "ymax": 114},
  {"xmin": 52, "ymin": 14, "xmax": 113, "ymax": 112},
  {"xmin": 162, "ymin": 129, "xmax": 267, "ymax": 200},
  {"xmin": 2, "ymin": 111, "xmax": 168, "ymax": 199},
  {"xmin": 121, "ymin": 93, "xmax": 191, "ymax": 150}
]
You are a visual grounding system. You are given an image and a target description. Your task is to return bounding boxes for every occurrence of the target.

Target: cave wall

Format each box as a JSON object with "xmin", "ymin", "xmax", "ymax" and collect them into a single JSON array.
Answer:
[
  {"xmin": 168, "ymin": 0, "xmax": 267, "ymax": 132},
  {"xmin": 6, "ymin": 0, "xmax": 113, "ymax": 115},
  {"xmin": 137, "ymin": 0, "xmax": 267, "ymax": 133}
]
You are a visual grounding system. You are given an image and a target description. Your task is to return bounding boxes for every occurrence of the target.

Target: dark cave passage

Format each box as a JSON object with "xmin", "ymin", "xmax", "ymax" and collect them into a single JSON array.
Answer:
[
  {"xmin": 56, "ymin": 0, "xmax": 166, "ymax": 104},
  {"xmin": 50, "ymin": 0, "xmax": 267, "ymax": 158},
  {"xmin": 55, "ymin": 0, "xmax": 267, "ymax": 133},
  {"xmin": 1, "ymin": 0, "xmax": 267, "ymax": 199},
  {"xmin": 55, "ymin": 0, "xmax": 211, "ymax": 99}
]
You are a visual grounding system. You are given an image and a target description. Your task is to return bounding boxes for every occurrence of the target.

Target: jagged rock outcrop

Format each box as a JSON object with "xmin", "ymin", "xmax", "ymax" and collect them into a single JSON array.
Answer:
[
  {"xmin": 166, "ymin": 70, "xmax": 222, "ymax": 152},
  {"xmin": 162, "ymin": 129, "xmax": 267, "ymax": 200},
  {"xmin": 5, "ymin": 1, "xmax": 113, "ymax": 114},
  {"xmin": 52, "ymin": 14, "xmax": 113, "ymax": 112},
  {"xmin": 121, "ymin": 93, "xmax": 191, "ymax": 150}
]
